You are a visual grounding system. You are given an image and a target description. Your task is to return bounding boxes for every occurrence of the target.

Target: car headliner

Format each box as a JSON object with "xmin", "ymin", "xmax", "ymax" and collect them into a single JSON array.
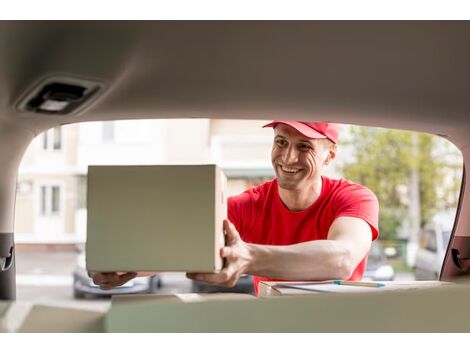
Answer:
[{"xmin": 0, "ymin": 21, "xmax": 469, "ymax": 282}]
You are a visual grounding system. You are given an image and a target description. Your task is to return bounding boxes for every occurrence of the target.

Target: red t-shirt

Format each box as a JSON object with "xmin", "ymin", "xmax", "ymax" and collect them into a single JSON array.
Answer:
[{"xmin": 228, "ymin": 176, "xmax": 379, "ymax": 293}]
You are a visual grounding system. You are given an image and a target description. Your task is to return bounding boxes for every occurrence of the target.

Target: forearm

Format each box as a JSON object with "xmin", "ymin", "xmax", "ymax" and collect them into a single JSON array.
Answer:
[{"xmin": 246, "ymin": 240, "xmax": 355, "ymax": 281}]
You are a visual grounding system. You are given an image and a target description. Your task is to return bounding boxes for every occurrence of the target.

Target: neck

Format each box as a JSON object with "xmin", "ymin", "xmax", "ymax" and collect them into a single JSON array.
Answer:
[{"xmin": 278, "ymin": 177, "xmax": 323, "ymax": 211}]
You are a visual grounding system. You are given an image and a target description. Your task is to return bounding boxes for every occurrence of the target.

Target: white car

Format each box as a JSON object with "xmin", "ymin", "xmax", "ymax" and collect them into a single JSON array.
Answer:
[
  {"xmin": 72, "ymin": 250, "xmax": 161, "ymax": 299},
  {"xmin": 364, "ymin": 242, "xmax": 395, "ymax": 281},
  {"xmin": 415, "ymin": 226, "xmax": 452, "ymax": 280}
]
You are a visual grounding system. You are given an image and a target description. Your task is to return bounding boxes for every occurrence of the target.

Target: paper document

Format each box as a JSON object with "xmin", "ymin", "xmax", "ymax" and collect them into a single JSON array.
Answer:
[{"xmin": 275, "ymin": 283, "xmax": 384, "ymax": 293}]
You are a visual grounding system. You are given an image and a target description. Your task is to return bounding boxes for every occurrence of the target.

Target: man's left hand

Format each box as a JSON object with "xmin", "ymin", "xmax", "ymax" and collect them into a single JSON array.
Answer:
[{"xmin": 186, "ymin": 219, "xmax": 252, "ymax": 287}]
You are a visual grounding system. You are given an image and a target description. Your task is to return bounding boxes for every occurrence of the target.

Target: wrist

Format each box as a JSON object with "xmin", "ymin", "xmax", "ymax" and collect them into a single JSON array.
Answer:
[{"xmin": 244, "ymin": 243, "xmax": 259, "ymax": 275}]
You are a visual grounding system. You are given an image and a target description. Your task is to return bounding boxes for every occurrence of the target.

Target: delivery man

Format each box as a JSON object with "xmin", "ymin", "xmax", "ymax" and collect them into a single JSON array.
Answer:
[{"xmin": 89, "ymin": 121, "xmax": 379, "ymax": 294}]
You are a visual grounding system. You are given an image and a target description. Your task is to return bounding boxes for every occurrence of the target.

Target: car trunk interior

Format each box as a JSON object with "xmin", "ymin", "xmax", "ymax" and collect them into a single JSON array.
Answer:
[{"xmin": 1, "ymin": 21, "xmax": 470, "ymax": 299}]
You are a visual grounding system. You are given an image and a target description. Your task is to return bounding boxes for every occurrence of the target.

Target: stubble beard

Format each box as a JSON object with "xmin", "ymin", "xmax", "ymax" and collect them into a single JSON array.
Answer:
[
  {"xmin": 275, "ymin": 166, "xmax": 304, "ymax": 191},
  {"xmin": 277, "ymin": 177, "xmax": 299, "ymax": 190}
]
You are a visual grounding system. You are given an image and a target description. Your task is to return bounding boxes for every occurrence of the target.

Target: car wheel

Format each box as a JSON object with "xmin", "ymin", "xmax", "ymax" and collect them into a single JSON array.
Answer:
[{"xmin": 148, "ymin": 275, "xmax": 162, "ymax": 293}]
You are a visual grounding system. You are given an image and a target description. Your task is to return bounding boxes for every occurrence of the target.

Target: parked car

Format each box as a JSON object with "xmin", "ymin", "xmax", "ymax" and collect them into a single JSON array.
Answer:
[
  {"xmin": 364, "ymin": 242, "xmax": 395, "ymax": 281},
  {"xmin": 415, "ymin": 226, "xmax": 452, "ymax": 280},
  {"xmin": 73, "ymin": 249, "xmax": 161, "ymax": 299}
]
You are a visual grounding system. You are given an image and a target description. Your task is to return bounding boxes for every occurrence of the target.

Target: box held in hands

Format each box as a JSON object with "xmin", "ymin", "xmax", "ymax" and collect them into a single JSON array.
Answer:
[{"xmin": 86, "ymin": 164, "xmax": 227, "ymax": 273}]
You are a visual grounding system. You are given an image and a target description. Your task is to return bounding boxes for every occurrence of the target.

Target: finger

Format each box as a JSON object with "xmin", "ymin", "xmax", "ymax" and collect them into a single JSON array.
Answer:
[
  {"xmin": 213, "ymin": 264, "xmax": 238, "ymax": 287},
  {"xmin": 95, "ymin": 272, "xmax": 122, "ymax": 285},
  {"xmin": 186, "ymin": 272, "xmax": 206, "ymax": 280},
  {"xmin": 118, "ymin": 271, "xmax": 137, "ymax": 281},
  {"xmin": 187, "ymin": 272, "xmax": 218, "ymax": 282},
  {"xmin": 113, "ymin": 272, "xmax": 137, "ymax": 287},
  {"xmin": 187, "ymin": 272, "xmax": 226, "ymax": 285},
  {"xmin": 186, "ymin": 272, "xmax": 215, "ymax": 281},
  {"xmin": 223, "ymin": 220, "xmax": 239, "ymax": 245},
  {"xmin": 220, "ymin": 246, "xmax": 235, "ymax": 259},
  {"xmin": 99, "ymin": 284, "xmax": 117, "ymax": 291},
  {"xmin": 93, "ymin": 272, "xmax": 135, "ymax": 287},
  {"xmin": 228, "ymin": 221, "xmax": 241, "ymax": 239},
  {"xmin": 191, "ymin": 265, "xmax": 238, "ymax": 286},
  {"xmin": 98, "ymin": 272, "xmax": 137, "ymax": 290}
]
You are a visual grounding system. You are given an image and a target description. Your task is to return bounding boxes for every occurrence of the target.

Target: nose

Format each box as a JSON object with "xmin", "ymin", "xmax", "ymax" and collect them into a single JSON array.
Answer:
[{"xmin": 282, "ymin": 145, "xmax": 299, "ymax": 164}]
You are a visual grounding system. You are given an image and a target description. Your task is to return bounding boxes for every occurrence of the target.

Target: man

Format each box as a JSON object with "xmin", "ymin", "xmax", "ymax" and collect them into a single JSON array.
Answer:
[{"xmin": 90, "ymin": 121, "xmax": 379, "ymax": 294}]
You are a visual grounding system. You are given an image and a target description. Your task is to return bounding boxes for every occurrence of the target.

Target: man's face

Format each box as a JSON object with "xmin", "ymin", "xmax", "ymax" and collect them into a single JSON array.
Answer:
[{"xmin": 271, "ymin": 124, "xmax": 336, "ymax": 191}]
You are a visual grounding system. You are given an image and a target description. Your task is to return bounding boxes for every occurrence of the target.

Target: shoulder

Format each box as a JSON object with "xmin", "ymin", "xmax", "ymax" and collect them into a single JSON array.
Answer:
[
  {"xmin": 324, "ymin": 176, "xmax": 378, "ymax": 203},
  {"xmin": 324, "ymin": 177, "xmax": 380, "ymax": 240}
]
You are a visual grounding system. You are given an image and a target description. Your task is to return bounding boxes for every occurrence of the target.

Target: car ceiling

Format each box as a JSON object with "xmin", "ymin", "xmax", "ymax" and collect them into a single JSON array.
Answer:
[
  {"xmin": 1, "ymin": 21, "xmax": 470, "ymax": 145},
  {"xmin": 1, "ymin": 22, "xmax": 470, "ymax": 280}
]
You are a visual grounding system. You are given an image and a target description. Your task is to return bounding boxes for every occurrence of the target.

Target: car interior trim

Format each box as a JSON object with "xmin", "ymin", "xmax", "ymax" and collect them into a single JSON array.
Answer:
[{"xmin": 0, "ymin": 233, "xmax": 16, "ymax": 300}]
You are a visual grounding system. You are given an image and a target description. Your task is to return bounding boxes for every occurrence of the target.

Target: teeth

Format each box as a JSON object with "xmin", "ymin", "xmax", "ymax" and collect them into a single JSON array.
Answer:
[{"xmin": 281, "ymin": 166, "xmax": 301, "ymax": 173}]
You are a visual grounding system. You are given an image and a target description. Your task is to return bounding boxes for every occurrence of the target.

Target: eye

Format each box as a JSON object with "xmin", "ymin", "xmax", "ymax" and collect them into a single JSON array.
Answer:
[
  {"xmin": 275, "ymin": 138, "xmax": 287, "ymax": 147},
  {"xmin": 298, "ymin": 143, "xmax": 312, "ymax": 151}
]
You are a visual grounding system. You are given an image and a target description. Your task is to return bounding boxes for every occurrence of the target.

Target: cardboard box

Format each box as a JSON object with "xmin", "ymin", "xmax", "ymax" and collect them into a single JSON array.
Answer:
[
  {"xmin": 4, "ymin": 283, "xmax": 469, "ymax": 332},
  {"xmin": 112, "ymin": 292, "xmax": 256, "ymax": 304},
  {"xmin": 86, "ymin": 165, "xmax": 227, "ymax": 272},
  {"xmin": 1, "ymin": 301, "xmax": 105, "ymax": 333},
  {"xmin": 106, "ymin": 293, "xmax": 256, "ymax": 332},
  {"xmin": 105, "ymin": 284, "xmax": 470, "ymax": 332},
  {"xmin": 19, "ymin": 305, "xmax": 105, "ymax": 333},
  {"xmin": 0, "ymin": 302, "xmax": 32, "ymax": 333},
  {"xmin": 258, "ymin": 280, "xmax": 455, "ymax": 297}
]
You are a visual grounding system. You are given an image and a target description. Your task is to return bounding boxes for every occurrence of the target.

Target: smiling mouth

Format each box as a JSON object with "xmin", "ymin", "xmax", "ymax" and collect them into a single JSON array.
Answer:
[{"xmin": 279, "ymin": 165, "xmax": 303, "ymax": 175}]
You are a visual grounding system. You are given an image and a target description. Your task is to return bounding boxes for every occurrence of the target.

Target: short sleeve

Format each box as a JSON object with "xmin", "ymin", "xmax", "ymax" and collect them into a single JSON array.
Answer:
[
  {"xmin": 228, "ymin": 182, "xmax": 270, "ymax": 242},
  {"xmin": 332, "ymin": 184, "xmax": 380, "ymax": 241},
  {"xmin": 228, "ymin": 192, "xmax": 253, "ymax": 242}
]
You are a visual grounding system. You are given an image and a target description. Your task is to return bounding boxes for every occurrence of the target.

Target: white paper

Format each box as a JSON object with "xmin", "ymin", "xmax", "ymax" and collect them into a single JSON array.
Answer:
[{"xmin": 277, "ymin": 283, "xmax": 383, "ymax": 293}]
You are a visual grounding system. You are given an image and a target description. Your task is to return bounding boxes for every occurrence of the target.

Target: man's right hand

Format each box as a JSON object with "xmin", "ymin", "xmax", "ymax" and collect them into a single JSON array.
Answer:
[{"xmin": 88, "ymin": 271, "xmax": 138, "ymax": 290}]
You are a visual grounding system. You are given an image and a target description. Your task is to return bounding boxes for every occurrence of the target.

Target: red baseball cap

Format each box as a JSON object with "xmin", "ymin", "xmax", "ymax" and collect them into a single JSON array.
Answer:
[{"xmin": 262, "ymin": 120, "xmax": 340, "ymax": 144}]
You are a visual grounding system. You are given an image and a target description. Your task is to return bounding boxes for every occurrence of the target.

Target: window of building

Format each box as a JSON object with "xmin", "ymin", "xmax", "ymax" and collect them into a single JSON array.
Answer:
[
  {"xmin": 40, "ymin": 184, "xmax": 61, "ymax": 216},
  {"xmin": 42, "ymin": 127, "xmax": 62, "ymax": 151}
]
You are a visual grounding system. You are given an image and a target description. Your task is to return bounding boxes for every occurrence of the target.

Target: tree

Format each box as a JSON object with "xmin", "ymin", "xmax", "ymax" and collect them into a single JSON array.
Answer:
[{"xmin": 337, "ymin": 126, "xmax": 462, "ymax": 240}]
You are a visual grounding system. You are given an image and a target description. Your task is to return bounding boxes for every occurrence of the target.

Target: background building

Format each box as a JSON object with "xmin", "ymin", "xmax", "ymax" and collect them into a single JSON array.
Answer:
[{"xmin": 15, "ymin": 119, "xmax": 300, "ymax": 244}]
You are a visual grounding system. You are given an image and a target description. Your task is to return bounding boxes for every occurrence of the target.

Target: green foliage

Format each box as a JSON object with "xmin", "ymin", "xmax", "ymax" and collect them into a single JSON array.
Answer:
[
  {"xmin": 378, "ymin": 208, "xmax": 406, "ymax": 241},
  {"xmin": 338, "ymin": 126, "xmax": 462, "ymax": 239}
]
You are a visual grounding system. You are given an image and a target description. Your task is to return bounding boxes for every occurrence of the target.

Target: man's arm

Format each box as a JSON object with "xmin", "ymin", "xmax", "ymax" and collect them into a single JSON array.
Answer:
[
  {"xmin": 248, "ymin": 216, "xmax": 372, "ymax": 280},
  {"xmin": 187, "ymin": 217, "xmax": 372, "ymax": 285}
]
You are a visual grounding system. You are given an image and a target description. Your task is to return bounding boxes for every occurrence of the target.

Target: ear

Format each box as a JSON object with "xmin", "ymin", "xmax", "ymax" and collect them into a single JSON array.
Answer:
[{"xmin": 324, "ymin": 144, "xmax": 337, "ymax": 165}]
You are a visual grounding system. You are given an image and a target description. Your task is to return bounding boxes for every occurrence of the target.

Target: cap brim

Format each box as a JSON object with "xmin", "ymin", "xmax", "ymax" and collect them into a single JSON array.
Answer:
[{"xmin": 262, "ymin": 120, "xmax": 327, "ymax": 140}]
